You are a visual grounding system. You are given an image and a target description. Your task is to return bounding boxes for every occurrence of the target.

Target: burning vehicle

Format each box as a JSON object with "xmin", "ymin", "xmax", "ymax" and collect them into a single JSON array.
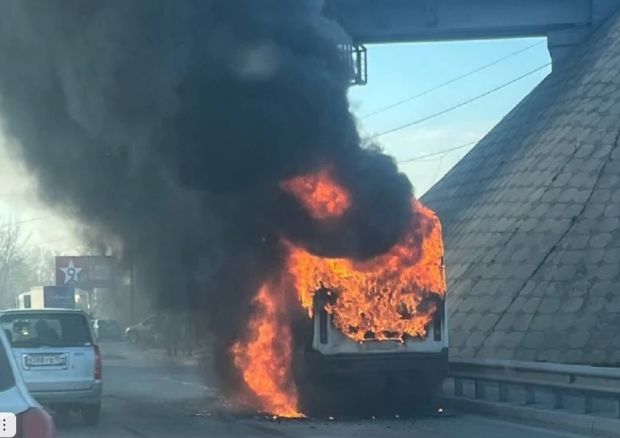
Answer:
[
  {"xmin": 0, "ymin": 0, "xmax": 447, "ymax": 421},
  {"xmin": 298, "ymin": 206, "xmax": 447, "ymax": 416},
  {"xmin": 232, "ymin": 170, "xmax": 447, "ymax": 417}
]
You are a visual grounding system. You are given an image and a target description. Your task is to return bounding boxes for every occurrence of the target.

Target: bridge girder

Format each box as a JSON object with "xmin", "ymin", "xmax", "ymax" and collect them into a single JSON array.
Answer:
[{"xmin": 325, "ymin": 0, "xmax": 620, "ymax": 65}]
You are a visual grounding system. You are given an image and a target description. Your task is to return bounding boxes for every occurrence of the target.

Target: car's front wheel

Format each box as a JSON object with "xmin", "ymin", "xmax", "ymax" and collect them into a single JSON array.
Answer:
[{"xmin": 81, "ymin": 403, "xmax": 101, "ymax": 426}]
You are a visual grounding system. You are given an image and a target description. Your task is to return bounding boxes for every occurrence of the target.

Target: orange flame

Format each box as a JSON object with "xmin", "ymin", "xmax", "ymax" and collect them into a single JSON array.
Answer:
[
  {"xmin": 231, "ymin": 284, "xmax": 302, "ymax": 418},
  {"xmin": 232, "ymin": 170, "xmax": 445, "ymax": 415},
  {"xmin": 287, "ymin": 200, "xmax": 445, "ymax": 341},
  {"xmin": 280, "ymin": 169, "xmax": 351, "ymax": 219}
]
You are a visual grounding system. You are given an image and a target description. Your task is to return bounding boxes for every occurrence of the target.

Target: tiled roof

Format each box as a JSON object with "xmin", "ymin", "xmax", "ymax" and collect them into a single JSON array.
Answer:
[{"xmin": 422, "ymin": 12, "xmax": 620, "ymax": 364}]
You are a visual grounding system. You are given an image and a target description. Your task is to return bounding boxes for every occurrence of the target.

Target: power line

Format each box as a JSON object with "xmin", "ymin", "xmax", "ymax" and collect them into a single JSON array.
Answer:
[
  {"xmin": 432, "ymin": 153, "xmax": 447, "ymax": 181},
  {"xmin": 0, "ymin": 215, "xmax": 57, "ymax": 229},
  {"xmin": 397, "ymin": 140, "xmax": 478, "ymax": 164},
  {"xmin": 367, "ymin": 63, "xmax": 551, "ymax": 140},
  {"xmin": 361, "ymin": 40, "xmax": 545, "ymax": 119},
  {"xmin": 21, "ymin": 237, "xmax": 68, "ymax": 249}
]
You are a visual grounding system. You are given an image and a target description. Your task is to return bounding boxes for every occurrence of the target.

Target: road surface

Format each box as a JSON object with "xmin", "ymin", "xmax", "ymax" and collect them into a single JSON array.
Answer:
[{"xmin": 56, "ymin": 341, "xmax": 584, "ymax": 437}]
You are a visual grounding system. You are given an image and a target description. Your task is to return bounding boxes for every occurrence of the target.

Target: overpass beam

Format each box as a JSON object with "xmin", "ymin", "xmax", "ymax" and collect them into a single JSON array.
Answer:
[
  {"xmin": 327, "ymin": 0, "xmax": 620, "ymax": 68},
  {"xmin": 328, "ymin": 0, "xmax": 595, "ymax": 44},
  {"xmin": 548, "ymin": 27, "xmax": 592, "ymax": 66}
]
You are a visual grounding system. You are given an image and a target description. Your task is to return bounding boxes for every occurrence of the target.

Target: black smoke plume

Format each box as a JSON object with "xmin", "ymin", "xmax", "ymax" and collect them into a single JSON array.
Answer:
[{"xmin": 0, "ymin": 0, "xmax": 414, "ymax": 405}]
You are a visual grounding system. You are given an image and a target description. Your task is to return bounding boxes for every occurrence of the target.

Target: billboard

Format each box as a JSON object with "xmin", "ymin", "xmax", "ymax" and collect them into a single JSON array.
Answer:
[
  {"xmin": 43, "ymin": 286, "xmax": 75, "ymax": 309},
  {"xmin": 55, "ymin": 256, "xmax": 115, "ymax": 289}
]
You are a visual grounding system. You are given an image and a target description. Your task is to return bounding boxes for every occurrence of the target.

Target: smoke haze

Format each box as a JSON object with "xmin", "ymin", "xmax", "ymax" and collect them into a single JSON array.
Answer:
[{"xmin": 0, "ymin": 0, "xmax": 416, "ymax": 399}]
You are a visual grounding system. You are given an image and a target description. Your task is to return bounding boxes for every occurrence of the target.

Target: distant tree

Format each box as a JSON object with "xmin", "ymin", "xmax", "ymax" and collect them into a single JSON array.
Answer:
[
  {"xmin": 0, "ymin": 220, "xmax": 60, "ymax": 308},
  {"xmin": 24, "ymin": 246, "xmax": 55, "ymax": 285},
  {"xmin": 0, "ymin": 221, "xmax": 24, "ymax": 307}
]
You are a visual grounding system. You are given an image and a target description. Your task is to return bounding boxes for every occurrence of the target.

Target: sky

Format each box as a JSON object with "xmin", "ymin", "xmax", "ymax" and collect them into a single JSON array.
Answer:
[
  {"xmin": 0, "ymin": 135, "xmax": 83, "ymax": 255},
  {"xmin": 350, "ymin": 36, "xmax": 551, "ymax": 197},
  {"xmin": 0, "ymin": 37, "xmax": 551, "ymax": 252}
]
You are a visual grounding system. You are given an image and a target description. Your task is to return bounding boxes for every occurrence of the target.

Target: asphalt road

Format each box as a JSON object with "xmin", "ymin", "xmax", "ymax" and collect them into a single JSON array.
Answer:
[{"xmin": 56, "ymin": 341, "xmax": 584, "ymax": 438}]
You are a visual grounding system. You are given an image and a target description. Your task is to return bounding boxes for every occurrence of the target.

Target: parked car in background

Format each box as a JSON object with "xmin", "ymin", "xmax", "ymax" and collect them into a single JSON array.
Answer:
[
  {"xmin": 0, "ymin": 327, "xmax": 56, "ymax": 437},
  {"xmin": 93, "ymin": 319, "xmax": 123, "ymax": 341},
  {"xmin": 125, "ymin": 314, "xmax": 163, "ymax": 345},
  {"xmin": 0, "ymin": 309, "xmax": 102, "ymax": 426}
]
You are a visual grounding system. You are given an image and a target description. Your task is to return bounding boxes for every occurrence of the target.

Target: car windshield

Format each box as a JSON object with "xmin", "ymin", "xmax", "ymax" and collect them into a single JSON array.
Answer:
[
  {"xmin": 0, "ymin": 313, "xmax": 92, "ymax": 348},
  {"xmin": 0, "ymin": 334, "xmax": 15, "ymax": 391}
]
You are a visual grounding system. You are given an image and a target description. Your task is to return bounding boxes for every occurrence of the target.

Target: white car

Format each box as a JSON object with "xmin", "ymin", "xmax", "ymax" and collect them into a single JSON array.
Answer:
[
  {"xmin": 0, "ymin": 327, "xmax": 56, "ymax": 437},
  {"xmin": 0, "ymin": 309, "xmax": 102, "ymax": 425}
]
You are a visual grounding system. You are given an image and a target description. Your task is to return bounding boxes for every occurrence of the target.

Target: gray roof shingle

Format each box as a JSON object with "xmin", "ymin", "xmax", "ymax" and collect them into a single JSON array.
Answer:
[{"xmin": 422, "ymin": 11, "xmax": 620, "ymax": 364}]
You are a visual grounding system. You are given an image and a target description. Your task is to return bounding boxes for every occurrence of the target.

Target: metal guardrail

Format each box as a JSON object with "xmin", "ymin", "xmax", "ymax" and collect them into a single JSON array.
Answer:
[{"xmin": 446, "ymin": 358, "xmax": 620, "ymax": 418}]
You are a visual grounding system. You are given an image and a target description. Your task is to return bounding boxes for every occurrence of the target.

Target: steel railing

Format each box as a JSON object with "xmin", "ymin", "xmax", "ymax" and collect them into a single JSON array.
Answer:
[{"xmin": 445, "ymin": 358, "xmax": 620, "ymax": 418}]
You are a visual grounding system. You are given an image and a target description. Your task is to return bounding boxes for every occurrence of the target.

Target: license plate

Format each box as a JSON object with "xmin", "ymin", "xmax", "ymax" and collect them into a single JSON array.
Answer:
[{"xmin": 25, "ymin": 354, "xmax": 66, "ymax": 367}]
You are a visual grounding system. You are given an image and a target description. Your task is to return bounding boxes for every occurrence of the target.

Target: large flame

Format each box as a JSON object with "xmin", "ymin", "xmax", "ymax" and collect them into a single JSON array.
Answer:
[
  {"xmin": 280, "ymin": 168, "xmax": 351, "ymax": 219},
  {"xmin": 287, "ymin": 200, "xmax": 444, "ymax": 341},
  {"xmin": 232, "ymin": 169, "xmax": 445, "ymax": 415},
  {"xmin": 231, "ymin": 284, "xmax": 302, "ymax": 418}
]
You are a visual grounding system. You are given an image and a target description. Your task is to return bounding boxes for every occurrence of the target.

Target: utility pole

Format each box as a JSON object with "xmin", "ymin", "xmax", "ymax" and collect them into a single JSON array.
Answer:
[{"xmin": 129, "ymin": 254, "xmax": 135, "ymax": 324}]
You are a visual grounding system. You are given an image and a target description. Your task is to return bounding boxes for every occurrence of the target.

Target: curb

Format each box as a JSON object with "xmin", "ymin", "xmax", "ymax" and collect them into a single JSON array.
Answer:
[{"xmin": 440, "ymin": 396, "xmax": 620, "ymax": 437}]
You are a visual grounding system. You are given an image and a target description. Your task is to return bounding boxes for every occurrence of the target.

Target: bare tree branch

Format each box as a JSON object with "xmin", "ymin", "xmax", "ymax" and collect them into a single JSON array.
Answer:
[{"xmin": 0, "ymin": 219, "xmax": 22, "ymax": 306}]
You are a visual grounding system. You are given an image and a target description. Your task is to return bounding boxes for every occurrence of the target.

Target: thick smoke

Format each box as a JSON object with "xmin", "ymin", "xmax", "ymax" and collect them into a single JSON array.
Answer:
[{"xmin": 0, "ymin": 0, "xmax": 414, "ymax": 398}]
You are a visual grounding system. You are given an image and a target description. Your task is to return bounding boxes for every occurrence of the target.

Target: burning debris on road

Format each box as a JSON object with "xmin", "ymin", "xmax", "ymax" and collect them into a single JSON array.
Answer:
[{"xmin": 0, "ymin": 0, "xmax": 445, "ymax": 418}]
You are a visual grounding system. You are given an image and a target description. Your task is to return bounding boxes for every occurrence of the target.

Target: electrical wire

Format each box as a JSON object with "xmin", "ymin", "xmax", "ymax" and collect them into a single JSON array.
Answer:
[
  {"xmin": 397, "ymin": 140, "xmax": 477, "ymax": 164},
  {"xmin": 0, "ymin": 215, "xmax": 57, "ymax": 229},
  {"xmin": 361, "ymin": 40, "xmax": 545, "ymax": 119},
  {"xmin": 367, "ymin": 63, "xmax": 551, "ymax": 140}
]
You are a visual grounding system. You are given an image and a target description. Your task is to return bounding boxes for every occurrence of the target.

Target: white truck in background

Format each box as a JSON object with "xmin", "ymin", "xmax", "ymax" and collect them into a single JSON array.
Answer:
[{"xmin": 17, "ymin": 286, "xmax": 76, "ymax": 310}]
